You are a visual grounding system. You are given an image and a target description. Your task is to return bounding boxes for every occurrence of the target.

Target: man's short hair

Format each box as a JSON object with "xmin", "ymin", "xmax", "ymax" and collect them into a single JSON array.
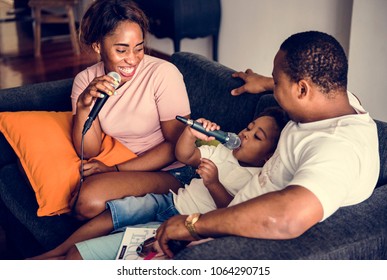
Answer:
[{"xmin": 280, "ymin": 31, "xmax": 348, "ymax": 94}]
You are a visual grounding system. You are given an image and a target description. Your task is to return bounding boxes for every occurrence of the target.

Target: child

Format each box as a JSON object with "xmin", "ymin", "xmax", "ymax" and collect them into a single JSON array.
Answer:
[{"xmin": 29, "ymin": 107, "xmax": 288, "ymax": 260}]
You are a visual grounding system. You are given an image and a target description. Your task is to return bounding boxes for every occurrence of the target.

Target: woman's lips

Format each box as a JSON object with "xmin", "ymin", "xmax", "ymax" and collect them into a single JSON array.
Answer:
[{"xmin": 118, "ymin": 66, "xmax": 136, "ymax": 78}]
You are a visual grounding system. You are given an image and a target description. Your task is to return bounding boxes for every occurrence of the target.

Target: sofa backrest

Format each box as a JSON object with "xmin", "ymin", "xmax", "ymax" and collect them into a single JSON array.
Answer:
[
  {"xmin": 171, "ymin": 52, "xmax": 268, "ymax": 134},
  {"xmin": 0, "ymin": 79, "xmax": 73, "ymax": 112}
]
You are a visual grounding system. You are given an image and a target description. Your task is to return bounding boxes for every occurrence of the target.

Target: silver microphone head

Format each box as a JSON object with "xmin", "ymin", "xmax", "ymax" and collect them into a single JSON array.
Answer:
[
  {"xmin": 224, "ymin": 132, "xmax": 241, "ymax": 150},
  {"xmin": 107, "ymin": 71, "xmax": 121, "ymax": 89}
]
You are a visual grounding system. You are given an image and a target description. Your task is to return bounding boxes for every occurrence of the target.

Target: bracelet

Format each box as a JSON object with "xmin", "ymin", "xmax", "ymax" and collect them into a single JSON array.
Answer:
[
  {"xmin": 185, "ymin": 213, "xmax": 202, "ymax": 240},
  {"xmin": 115, "ymin": 165, "xmax": 120, "ymax": 172}
]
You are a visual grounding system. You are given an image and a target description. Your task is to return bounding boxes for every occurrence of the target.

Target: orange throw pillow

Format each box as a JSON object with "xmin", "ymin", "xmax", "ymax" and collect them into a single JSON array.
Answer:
[{"xmin": 0, "ymin": 111, "xmax": 137, "ymax": 216}]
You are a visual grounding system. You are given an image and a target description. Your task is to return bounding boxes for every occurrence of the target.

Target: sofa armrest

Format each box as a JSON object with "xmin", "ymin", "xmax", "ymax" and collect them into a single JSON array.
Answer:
[
  {"xmin": 171, "ymin": 52, "xmax": 270, "ymax": 134},
  {"xmin": 0, "ymin": 79, "xmax": 73, "ymax": 112}
]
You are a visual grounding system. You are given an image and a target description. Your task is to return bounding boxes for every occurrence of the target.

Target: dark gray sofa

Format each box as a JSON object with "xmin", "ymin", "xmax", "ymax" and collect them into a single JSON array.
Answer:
[{"xmin": 0, "ymin": 52, "xmax": 386, "ymax": 259}]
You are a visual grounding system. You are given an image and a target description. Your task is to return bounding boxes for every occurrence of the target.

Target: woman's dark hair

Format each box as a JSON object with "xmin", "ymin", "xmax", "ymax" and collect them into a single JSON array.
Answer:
[
  {"xmin": 79, "ymin": 0, "xmax": 149, "ymax": 48},
  {"xmin": 280, "ymin": 31, "xmax": 348, "ymax": 94}
]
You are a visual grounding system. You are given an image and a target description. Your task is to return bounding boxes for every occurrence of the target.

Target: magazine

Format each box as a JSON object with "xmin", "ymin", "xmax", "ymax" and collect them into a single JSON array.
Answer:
[
  {"xmin": 116, "ymin": 226, "xmax": 159, "ymax": 260},
  {"xmin": 116, "ymin": 225, "xmax": 214, "ymax": 260}
]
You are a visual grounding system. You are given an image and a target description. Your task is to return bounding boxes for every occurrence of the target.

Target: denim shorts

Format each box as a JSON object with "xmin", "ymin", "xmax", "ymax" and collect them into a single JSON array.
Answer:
[
  {"xmin": 107, "ymin": 192, "xmax": 180, "ymax": 231},
  {"xmin": 167, "ymin": 165, "xmax": 199, "ymax": 186},
  {"xmin": 76, "ymin": 222, "xmax": 160, "ymax": 260}
]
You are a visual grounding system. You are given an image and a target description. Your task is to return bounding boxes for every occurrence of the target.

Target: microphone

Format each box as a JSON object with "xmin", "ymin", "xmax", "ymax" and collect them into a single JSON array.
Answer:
[
  {"xmin": 176, "ymin": 115, "xmax": 241, "ymax": 150},
  {"xmin": 82, "ymin": 72, "xmax": 121, "ymax": 135}
]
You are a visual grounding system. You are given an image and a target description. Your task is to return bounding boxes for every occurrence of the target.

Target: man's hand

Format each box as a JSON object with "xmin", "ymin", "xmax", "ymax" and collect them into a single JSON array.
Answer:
[
  {"xmin": 155, "ymin": 215, "xmax": 195, "ymax": 258},
  {"xmin": 231, "ymin": 69, "xmax": 274, "ymax": 96}
]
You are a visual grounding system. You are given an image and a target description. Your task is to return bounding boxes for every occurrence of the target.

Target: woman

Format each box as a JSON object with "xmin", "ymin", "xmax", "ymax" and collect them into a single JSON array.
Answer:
[{"xmin": 70, "ymin": 0, "xmax": 193, "ymax": 220}]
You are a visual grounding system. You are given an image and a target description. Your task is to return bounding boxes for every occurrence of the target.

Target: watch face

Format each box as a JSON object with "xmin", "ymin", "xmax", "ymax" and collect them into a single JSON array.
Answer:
[
  {"xmin": 187, "ymin": 213, "xmax": 200, "ymax": 223},
  {"xmin": 186, "ymin": 213, "xmax": 201, "ymax": 227},
  {"xmin": 185, "ymin": 213, "xmax": 202, "ymax": 240},
  {"xmin": 191, "ymin": 216, "xmax": 199, "ymax": 224}
]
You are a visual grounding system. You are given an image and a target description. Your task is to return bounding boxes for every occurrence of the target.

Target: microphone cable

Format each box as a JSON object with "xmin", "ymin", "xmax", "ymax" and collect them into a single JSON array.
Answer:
[
  {"xmin": 71, "ymin": 72, "xmax": 120, "ymax": 213},
  {"xmin": 71, "ymin": 133, "xmax": 85, "ymax": 214}
]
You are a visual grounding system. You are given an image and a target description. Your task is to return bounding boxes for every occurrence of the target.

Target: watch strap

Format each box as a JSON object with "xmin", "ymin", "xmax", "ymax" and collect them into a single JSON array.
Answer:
[{"xmin": 185, "ymin": 213, "xmax": 202, "ymax": 240}]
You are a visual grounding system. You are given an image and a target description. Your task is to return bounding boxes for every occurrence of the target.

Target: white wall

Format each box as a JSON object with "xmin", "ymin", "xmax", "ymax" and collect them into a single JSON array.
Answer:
[
  {"xmin": 347, "ymin": 0, "xmax": 387, "ymax": 121},
  {"xmin": 147, "ymin": 0, "xmax": 387, "ymax": 121},
  {"xmin": 219, "ymin": 0, "xmax": 353, "ymax": 76},
  {"xmin": 148, "ymin": 0, "xmax": 352, "ymax": 73}
]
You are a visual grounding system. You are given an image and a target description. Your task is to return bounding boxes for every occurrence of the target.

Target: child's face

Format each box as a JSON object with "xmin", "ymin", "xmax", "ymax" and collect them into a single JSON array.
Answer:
[{"xmin": 232, "ymin": 116, "xmax": 280, "ymax": 167}]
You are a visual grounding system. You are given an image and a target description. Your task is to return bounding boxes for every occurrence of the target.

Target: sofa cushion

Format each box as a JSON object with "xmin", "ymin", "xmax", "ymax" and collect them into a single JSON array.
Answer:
[
  {"xmin": 0, "ymin": 111, "xmax": 136, "ymax": 217},
  {"xmin": 0, "ymin": 133, "xmax": 16, "ymax": 168},
  {"xmin": 0, "ymin": 164, "xmax": 82, "ymax": 257}
]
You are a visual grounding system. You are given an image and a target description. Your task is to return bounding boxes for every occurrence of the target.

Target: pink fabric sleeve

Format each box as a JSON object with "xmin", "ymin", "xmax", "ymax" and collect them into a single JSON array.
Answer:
[{"xmin": 152, "ymin": 62, "xmax": 191, "ymax": 121}]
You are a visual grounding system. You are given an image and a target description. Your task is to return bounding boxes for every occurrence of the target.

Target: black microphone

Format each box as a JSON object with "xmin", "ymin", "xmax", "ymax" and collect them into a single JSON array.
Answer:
[
  {"xmin": 176, "ymin": 115, "xmax": 241, "ymax": 150},
  {"xmin": 82, "ymin": 72, "xmax": 121, "ymax": 135}
]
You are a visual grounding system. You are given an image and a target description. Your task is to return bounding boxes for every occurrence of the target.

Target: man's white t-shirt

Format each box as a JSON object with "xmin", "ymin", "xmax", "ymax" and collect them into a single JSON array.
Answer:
[
  {"xmin": 173, "ymin": 144, "xmax": 260, "ymax": 215},
  {"xmin": 229, "ymin": 92, "xmax": 380, "ymax": 221}
]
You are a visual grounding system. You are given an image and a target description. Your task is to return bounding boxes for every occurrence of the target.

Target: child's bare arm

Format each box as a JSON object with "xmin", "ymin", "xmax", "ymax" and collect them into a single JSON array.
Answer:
[
  {"xmin": 175, "ymin": 126, "xmax": 201, "ymax": 167},
  {"xmin": 175, "ymin": 118, "xmax": 220, "ymax": 167}
]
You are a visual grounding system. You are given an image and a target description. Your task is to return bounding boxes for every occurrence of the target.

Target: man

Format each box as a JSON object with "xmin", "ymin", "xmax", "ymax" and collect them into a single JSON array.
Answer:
[{"xmin": 155, "ymin": 31, "xmax": 380, "ymax": 258}]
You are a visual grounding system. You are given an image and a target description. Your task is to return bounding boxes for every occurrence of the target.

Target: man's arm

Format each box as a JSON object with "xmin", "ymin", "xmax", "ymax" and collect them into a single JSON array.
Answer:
[{"xmin": 156, "ymin": 185, "xmax": 323, "ymax": 258}]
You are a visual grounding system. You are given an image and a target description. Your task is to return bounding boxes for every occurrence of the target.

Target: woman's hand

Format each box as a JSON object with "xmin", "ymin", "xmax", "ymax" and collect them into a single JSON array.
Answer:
[
  {"xmin": 77, "ymin": 74, "xmax": 119, "ymax": 109},
  {"xmin": 231, "ymin": 69, "xmax": 274, "ymax": 96},
  {"xmin": 81, "ymin": 159, "xmax": 116, "ymax": 177}
]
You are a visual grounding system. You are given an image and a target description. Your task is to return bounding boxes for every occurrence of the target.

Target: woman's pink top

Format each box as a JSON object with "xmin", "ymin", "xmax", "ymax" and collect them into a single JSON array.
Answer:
[{"xmin": 71, "ymin": 55, "xmax": 191, "ymax": 169}]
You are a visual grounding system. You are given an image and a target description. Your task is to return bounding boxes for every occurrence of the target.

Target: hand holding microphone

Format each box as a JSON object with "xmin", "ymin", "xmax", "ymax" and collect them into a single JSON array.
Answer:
[
  {"xmin": 176, "ymin": 116, "xmax": 241, "ymax": 150},
  {"xmin": 82, "ymin": 72, "xmax": 121, "ymax": 135}
]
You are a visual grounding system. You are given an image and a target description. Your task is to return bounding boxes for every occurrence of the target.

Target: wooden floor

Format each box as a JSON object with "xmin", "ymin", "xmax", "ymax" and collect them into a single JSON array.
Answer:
[
  {"xmin": 0, "ymin": 1, "xmax": 169, "ymax": 90},
  {"xmin": 0, "ymin": 2, "xmax": 100, "ymax": 89}
]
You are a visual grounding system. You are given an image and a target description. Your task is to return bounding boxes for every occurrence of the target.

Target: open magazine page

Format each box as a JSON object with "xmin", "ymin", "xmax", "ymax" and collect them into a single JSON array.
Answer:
[
  {"xmin": 116, "ymin": 225, "xmax": 214, "ymax": 260},
  {"xmin": 116, "ymin": 226, "xmax": 164, "ymax": 260}
]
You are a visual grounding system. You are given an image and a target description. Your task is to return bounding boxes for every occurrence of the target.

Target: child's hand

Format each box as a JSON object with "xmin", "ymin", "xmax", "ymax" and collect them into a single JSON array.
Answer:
[
  {"xmin": 188, "ymin": 118, "xmax": 220, "ymax": 141},
  {"xmin": 197, "ymin": 158, "xmax": 220, "ymax": 187}
]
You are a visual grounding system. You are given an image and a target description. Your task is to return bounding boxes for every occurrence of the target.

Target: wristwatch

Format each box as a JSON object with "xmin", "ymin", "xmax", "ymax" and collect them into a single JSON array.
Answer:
[{"xmin": 185, "ymin": 213, "xmax": 202, "ymax": 240}]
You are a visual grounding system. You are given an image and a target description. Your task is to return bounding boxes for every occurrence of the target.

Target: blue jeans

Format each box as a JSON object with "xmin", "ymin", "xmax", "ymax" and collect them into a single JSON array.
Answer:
[
  {"xmin": 167, "ymin": 165, "xmax": 199, "ymax": 186},
  {"xmin": 107, "ymin": 192, "xmax": 180, "ymax": 230}
]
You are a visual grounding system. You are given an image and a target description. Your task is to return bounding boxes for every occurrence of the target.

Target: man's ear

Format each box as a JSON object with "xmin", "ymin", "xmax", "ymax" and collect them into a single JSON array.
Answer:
[
  {"xmin": 297, "ymin": 79, "xmax": 310, "ymax": 99},
  {"xmin": 92, "ymin": 43, "xmax": 101, "ymax": 54}
]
